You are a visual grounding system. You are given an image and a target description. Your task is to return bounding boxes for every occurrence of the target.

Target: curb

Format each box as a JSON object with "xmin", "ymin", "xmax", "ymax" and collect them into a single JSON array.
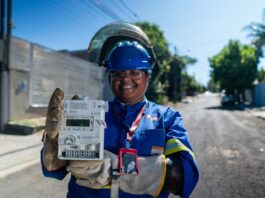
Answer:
[
  {"xmin": 247, "ymin": 110, "xmax": 265, "ymax": 121},
  {"xmin": 2, "ymin": 117, "xmax": 46, "ymax": 136},
  {"xmin": 3, "ymin": 124, "xmax": 45, "ymax": 135},
  {"xmin": 257, "ymin": 114, "xmax": 265, "ymax": 121},
  {"xmin": 0, "ymin": 159, "xmax": 40, "ymax": 179},
  {"xmin": 0, "ymin": 140, "xmax": 43, "ymax": 179}
]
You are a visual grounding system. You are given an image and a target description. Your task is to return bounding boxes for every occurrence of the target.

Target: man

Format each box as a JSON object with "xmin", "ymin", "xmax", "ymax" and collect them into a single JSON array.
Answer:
[{"xmin": 41, "ymin": 22, "xmax": 199, "ymax": 198}]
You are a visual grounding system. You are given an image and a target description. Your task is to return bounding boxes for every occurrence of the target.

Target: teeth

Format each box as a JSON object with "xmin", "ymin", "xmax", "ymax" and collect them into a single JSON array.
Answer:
[{"xmin": 122, "ymin": 85, "xmax": 134, "ymax": 89}]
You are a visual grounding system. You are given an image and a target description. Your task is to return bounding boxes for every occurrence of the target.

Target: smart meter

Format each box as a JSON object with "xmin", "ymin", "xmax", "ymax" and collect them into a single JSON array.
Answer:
[{"xmin": 58, "ymin": 99, "xmax": 108, "ymax": 160}]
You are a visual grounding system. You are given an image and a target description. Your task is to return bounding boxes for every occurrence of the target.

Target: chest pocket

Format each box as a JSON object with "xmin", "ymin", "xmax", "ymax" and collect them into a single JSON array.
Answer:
[{"xmin": 136, "ymin": 129, "xmax": 165, "ymax": 156}]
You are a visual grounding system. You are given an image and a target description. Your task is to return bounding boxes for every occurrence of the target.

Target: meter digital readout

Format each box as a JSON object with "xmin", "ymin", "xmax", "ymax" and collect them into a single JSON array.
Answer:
[{"xmin": 58, "ymin": 99, "xmax": 108, "ymax": 160}]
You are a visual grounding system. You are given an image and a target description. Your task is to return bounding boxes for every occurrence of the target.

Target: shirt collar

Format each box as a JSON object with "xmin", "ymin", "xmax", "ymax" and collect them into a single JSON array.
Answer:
[{"xmin": 113, "ymin": 97, "xmax": 147, "ymax": 113}]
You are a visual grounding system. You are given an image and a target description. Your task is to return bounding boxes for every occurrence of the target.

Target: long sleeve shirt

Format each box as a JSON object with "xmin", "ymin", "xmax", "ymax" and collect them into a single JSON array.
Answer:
[{"xmin": 41, "ymin": 98, "xmax": 199, "ymax": 198}]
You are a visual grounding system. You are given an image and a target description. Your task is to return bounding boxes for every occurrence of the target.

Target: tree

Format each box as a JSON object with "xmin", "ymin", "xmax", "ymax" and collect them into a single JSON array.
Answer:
[
  {"xmin": 135, "ymin": 22, "xmax": 200, "ymax": 103},
  {"xmin": 207, "ymin": 78, "xmax": 219, "ymax": 93},
  {"xmin": 136, "ymin": 22, "xmax": 202, "ymax": 103},
  {"xmin": 167, "ymin": 55, "xmax": 199, "ymax": 101},
  {"xmin": 209, "ymin": 40, "xmax": 258, "ymax": 101},
  {"xmin": 245, "ymin": 9, "xmax": 265, "ymax": 57},
  {"xmin": 181, "ymin": 73, "xmax": 205, "ymax": 96},
  {"xmin": 257, "ymin": 67, "xmax": 265, "ymax": 82},
  {"xmin": 245, "ymin": 9, "xmax": 265, "ymax": 84},
  {"xmin": 135, "ymin": 22, "xmax": 171, "ymax": 102},
  {"xmin": 167, "ymin": 56, "xmax": 182, "ymax": 102}
]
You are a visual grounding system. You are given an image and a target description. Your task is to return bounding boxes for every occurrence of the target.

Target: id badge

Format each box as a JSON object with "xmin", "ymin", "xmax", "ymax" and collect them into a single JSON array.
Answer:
[{"xmin": 119, "ymin": 148, "xmax": 139, "ymax": 175}]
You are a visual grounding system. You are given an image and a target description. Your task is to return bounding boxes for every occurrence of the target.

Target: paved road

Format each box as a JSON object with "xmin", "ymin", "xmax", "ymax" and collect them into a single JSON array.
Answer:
[
  {"xmin": 0, "ymin": 93, "xmax": 264, "ymax": 198},
  {"xmin": 180, "ymin": 94, "xmax": 265, "ymax": 198}
]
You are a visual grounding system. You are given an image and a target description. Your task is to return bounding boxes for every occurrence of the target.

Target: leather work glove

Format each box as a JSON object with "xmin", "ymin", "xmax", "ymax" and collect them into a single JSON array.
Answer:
[
  {"xmin": 42, "ymin": 88, "xmax": 69, "ymax": 171},
  {"xmin": 69, "ymin": 151, "xmax": 167, "ymax": 197},
  {"xmin": 120, "ymin": 154, "xmax": 166, "ymax": 197},
  {"xmin": 67, "ymin": 150, "xmax": 118, "ymax": 189},
  {"xmin": 45, "ymin": 88, "xmax": 64, "ymax": 139}
]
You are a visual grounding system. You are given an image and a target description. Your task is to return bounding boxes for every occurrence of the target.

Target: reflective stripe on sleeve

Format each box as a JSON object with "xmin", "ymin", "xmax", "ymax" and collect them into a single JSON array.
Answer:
[{"xmin": 165, "ymin": 139, "xmax": 195, "ymax": 161}]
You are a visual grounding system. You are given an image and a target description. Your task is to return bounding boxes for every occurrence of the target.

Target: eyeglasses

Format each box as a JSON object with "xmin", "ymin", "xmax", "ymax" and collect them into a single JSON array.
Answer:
[{"xmin": 110, "ymin": 70, "xmax": 145, "ymax": 80}]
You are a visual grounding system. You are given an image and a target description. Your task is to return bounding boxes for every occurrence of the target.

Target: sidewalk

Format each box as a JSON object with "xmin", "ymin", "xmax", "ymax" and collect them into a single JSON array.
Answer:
[
  {"xmin": 243, "ymin": 106, "xmax": 265, "ymax": 121},
  {"xmin": 0, "ymin": 106, "xmax": 265, "ymax": 179},
  {"xmin": 0, "ymin": 130, "xmax": 43, "ymax": 178}
]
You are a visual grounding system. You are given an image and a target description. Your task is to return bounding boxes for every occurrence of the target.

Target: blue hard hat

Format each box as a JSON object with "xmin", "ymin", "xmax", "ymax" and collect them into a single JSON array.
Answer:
[{"xmin": 106, "ymin": 41, "xmax": 154, "ymax": 72}]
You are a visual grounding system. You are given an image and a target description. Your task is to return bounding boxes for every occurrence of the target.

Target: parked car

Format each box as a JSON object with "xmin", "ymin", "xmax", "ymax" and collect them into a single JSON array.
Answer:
[
  {"xmin": 182, "ymin": 98, "xmax": 193, "ymax": 103},
  {"xmin": 221, "ymin": 95, "xmax": 237, "ymax": 106}
]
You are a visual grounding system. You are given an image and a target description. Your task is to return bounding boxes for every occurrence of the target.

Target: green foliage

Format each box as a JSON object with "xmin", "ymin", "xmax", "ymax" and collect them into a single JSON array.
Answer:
[
  {"xmin": 182, "ymin": 73, "xmax": 205, "ymax": 96},
  {"xmin": 209, "ymin": 40, "xmax": 258, "ymax": 96},
  {"xmin": 135, "ymin": 22, "xmax": 170, "ymax": 102},
  {"xmin": 166, "ymin": 55, "xmax": 202, "ymax": 101},
  {"xmin": 167, "ymin": 56, "xmax": 183, "ymax": 101},
  {"xmin": 135, "ymin": 21, "xmax": 202, "ymax": 103},
  {"xmin": 257, "ymin": 67, "xmax": 265, "ymax": 82},
  {"xmin": 135, "ymin": 22, "xmax": 171, "ymax": 62},
  {"xmin": 207, "ymin": 78, "xmax": 219, "ymax": 92},
  {"xmin": 244, "ymin": 9, "xmax": 265, "ymax": 57},
  {"xmin": 244, "ymin": 9, "xmax": 265, "ymax": 84}
]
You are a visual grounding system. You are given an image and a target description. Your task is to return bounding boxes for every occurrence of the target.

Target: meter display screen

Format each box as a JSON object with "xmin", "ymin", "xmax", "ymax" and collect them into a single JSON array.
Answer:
[{"xmin": 66, "ymin": 119, "xmax": 90, "ymax": 127}]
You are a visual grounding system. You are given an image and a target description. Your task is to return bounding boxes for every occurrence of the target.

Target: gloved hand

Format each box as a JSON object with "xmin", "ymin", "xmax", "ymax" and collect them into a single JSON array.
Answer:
[
  {"xmin": 45, "ymin": 88, "xmax": 64, "ymax": 139},
  {"xmin": 67, "ymin": 150, "xmax": 118, "ymax": 189},
  {"xmin": 120, "ymin": 154, "xmax": 166, "ymax": 197},
  {"xmin": 69, "ymin": 150, "xmax": 167, "ymax": 197},
  {"xmin": 42, "ymin": 88, "xmax": 68, "ymax": 171}
]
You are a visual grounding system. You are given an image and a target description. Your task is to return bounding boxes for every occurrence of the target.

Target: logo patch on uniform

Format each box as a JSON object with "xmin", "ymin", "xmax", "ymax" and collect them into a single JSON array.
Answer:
[
  {"xmin": 151, "ymin": 146, "xmax": 164, "ymax": 155},
  {"xmin": 146, "ymin": 114, "xmax": 158, "ymax": 121}
]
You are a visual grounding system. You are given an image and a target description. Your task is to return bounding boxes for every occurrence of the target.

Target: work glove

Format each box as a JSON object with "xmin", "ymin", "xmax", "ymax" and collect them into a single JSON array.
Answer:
[
  {"xmin": 67, "ymin": 150, "xmax": 118, "ymax": 188},
  {"xmin": 69, "ymin": 150, "xmax": 166, "ymax": 197},
  {"xmin": 42, "ymin": 88, "xmax": 69, "ymax": 171},
  {"xmin": 45, "ymin": 88, "xmax": 64, "ymax": 139},
  {"xmin": 120, "ymin": 154, "xmax": 166, "ymax": 197}
]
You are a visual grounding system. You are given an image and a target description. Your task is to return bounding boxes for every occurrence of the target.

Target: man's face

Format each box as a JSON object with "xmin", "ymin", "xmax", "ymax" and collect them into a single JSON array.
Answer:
[{"xmin": 110, "ymin": 70, "xmax": 148, "ymax": 105}]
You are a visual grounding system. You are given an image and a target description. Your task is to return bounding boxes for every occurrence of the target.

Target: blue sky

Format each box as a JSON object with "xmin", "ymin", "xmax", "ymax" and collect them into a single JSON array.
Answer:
[{"xmin": 12, "ymin": 0, "xmax": 265, "ymax": 86}]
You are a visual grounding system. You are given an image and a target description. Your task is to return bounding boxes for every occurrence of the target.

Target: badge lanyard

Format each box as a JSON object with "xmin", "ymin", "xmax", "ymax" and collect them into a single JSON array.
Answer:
[
  {"xmin": 119, "ymin": 105, "xmax": 145, "ymax": 176},
  {"xmin": 114, "ymin": 103, "xmax": 146, "ymax": 148},
  {"xmin": 125, "ymin": 104, "xmax": 145, "ymax": 148}
]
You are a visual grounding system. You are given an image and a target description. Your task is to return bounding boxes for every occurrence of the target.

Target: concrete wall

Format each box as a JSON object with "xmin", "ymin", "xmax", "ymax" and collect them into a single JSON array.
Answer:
[
  {"xmin": 8, "ymin": 37, "xmax": 113, "ymax": 121},
  {"xmin": 9, "ymin": 69, "xmax": 47, "ymax": 121}
]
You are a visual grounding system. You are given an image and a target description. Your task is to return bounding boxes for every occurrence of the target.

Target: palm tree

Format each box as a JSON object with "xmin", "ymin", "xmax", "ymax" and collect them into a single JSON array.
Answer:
[{"xmin": 245, "ymin": 9, "xmax": 265, "ymax": 57}]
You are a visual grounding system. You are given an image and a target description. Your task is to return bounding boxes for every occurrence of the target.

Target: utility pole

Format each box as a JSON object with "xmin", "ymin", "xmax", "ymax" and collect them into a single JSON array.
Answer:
[{"xmin": 0, "ymin": 0, "xmax": 12, "ymax": 131}]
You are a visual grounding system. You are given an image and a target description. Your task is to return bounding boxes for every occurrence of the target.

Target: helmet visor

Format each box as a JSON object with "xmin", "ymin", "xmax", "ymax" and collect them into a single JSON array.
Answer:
[{"xmin": 87, "ymin": 22, "xmax": 155, "ymax": 66}]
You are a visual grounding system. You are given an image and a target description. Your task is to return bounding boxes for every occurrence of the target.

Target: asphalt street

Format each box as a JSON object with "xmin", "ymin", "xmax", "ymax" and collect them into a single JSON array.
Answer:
[
  {"xmin": 0, "ymin": 93, "xmax": 264, "ymax": 198},
  {"xmin": 180, "ymin": 93, "xmax": 265, "ymax": 198}
]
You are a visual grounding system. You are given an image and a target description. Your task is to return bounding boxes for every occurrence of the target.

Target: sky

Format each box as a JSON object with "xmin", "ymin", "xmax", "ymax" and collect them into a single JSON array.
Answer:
[{"xmin": 11, "ymin": 0, "xmax": 265, "ymax": 86}]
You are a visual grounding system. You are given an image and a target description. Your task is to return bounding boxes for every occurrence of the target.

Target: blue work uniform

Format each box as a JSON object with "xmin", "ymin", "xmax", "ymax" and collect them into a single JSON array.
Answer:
[{"xmin": 41, "ymin": 98, "xmax": 199, "ymax": 198}]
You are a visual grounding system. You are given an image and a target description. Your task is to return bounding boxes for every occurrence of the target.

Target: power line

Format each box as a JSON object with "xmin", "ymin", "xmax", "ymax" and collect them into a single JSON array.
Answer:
[
  {"xmin": 80, "ymin": 0, "xmax": 111, "ymax": 23},
  {"xmin": 106, "ymin": 0, "xmax": 136, "ymax": 22},
  {"xmin": 118, "ymin": 0, "xmax": 140, "ymax": 21},
  {"xmin": 47, "ymin": 0, "xmax": 94, "ymax": 31},
  {"xmin": 90, "ymin": 0, "xmax": 123, "ymax": 21}
]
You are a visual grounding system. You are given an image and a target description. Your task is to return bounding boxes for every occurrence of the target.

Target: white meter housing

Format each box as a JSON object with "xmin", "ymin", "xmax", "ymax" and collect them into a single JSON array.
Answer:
[{"xmin": 58, "ymin": 99, "xmax": 108, "ymax": 160}]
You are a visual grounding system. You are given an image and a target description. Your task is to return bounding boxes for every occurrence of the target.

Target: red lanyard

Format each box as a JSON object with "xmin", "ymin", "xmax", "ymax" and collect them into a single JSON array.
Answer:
[{"xmin": 126, "ymin": 104, "xmax": 146, "ymax": 142}]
